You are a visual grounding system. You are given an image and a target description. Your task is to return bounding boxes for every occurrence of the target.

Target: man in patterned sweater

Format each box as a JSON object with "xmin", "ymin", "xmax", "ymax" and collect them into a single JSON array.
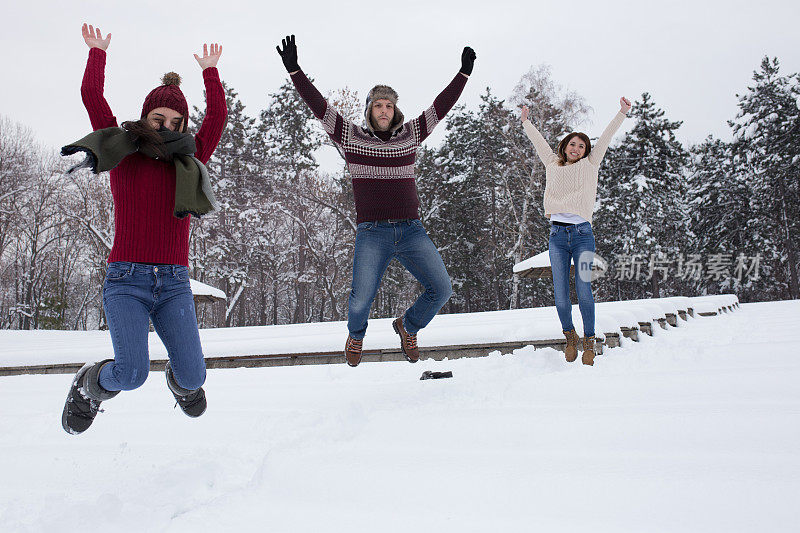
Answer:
[{"xmin": 277, "ymin": 35, "xmax": 476, "ymax": 367}]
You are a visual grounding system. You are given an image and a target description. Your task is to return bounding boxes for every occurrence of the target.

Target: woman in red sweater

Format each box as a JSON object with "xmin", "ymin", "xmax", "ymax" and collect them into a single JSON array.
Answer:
[{"xmin": 62, "ymin": 24, "xmax": 228, "ymax": 435}]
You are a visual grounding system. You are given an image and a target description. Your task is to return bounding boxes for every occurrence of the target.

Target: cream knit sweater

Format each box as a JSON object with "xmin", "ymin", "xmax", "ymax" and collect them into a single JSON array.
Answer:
[{"xmin": 523, "ymin": 111, "xmax": 626, "ymax": 224}]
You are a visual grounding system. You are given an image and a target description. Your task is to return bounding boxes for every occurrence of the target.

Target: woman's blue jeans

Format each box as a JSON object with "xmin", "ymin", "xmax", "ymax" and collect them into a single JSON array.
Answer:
[
  {"xmin": 548, "ymin": 222, "xmax": 596, "ymax": 337},
  {"xmin": 98, "ymin": 262, "xmax": 206, "ymax": 392},
  {"xmin": 348, "ymin": 219, "xmax": 452, "ymax": 339}
]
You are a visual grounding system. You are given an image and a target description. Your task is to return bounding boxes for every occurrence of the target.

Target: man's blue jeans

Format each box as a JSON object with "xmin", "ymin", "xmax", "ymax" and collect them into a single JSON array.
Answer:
[
  {"xmin": 348, "ymin": 219, "xmax": 452, "ymax": 339},
  {"xmin": 548, "ymin": 222, "xmax": 596, "ymax": 337},
  {"xmin": 99, "ymin": 262, "xmax": 206, "ymax": 392}
]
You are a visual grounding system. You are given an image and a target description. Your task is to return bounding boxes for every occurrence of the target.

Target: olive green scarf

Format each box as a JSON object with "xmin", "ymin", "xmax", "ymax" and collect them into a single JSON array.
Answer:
[{"xmin": 62, "ymin": 127, "xmax": 219, "ymax": 219}]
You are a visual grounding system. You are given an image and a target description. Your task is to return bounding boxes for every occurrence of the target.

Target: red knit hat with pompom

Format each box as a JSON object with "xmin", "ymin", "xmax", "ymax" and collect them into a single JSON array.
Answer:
[{"xmin": 141, "ymin": 72, "xmax": 188, "ymax": 131}]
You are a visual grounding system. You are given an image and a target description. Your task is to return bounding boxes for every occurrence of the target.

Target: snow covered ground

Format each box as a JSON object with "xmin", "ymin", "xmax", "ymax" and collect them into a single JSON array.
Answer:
[{"xmin": 1, "ymin": 299, "xmax": 798, "ymax": 532}]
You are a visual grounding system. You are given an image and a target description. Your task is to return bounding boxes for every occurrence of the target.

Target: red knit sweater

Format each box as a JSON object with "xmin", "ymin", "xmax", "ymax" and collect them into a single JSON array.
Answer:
[{"xmin": 81, "ymin": 48, "xmax": 227, "ymax": 266}]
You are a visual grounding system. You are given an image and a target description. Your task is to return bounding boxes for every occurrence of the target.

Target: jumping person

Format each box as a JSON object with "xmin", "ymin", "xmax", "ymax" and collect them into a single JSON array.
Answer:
[
  {"xmin": 276, "ymin": 35, "xmax": 476, "ymax": 367},
  {"xmin": 520, "ymin": 97, "xmax": 631, "ymax": 365},
  {"xmin": 61, "ymin": 24, "xmax": 228, "ymax": 434}
]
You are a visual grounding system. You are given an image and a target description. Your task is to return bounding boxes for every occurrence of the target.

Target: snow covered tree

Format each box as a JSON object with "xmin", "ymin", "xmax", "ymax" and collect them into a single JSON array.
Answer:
[
  {"xmin": 256, "ymin": 79, "xmax": 324, "ymax": 324},
  {"xmin": 7, "ymin": 155, "xmax": 71, "ymax": 329},
  {"xmin": 594, "ymin": 93, "xmax": 690, "ymax": 300},
  {"xmin": 686, "ymin": 137, "xmax": 762, "ymax": 299},
  {"xmin": 0, "ymin": 118, "xmax": 35, "ymax": 262},
  {"xmin": 190, "ymin": 82, "xmax": 258, "ymax": 326},
  {"xmin": 418, "ymin": 103, "xmax": 494, "ymax": 313},
  {"xmin": 728, "ymin": 57, "xmax": 800, "ymax": 300}
]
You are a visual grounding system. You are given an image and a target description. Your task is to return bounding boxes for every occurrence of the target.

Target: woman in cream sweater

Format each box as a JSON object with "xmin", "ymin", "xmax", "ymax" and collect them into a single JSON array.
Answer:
[{"xmin": 521, "ymin": 97, "xmax": 631, "ymax": 365}]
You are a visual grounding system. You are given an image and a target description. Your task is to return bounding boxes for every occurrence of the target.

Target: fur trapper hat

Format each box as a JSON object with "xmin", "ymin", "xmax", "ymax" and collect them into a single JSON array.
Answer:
[{"xmin": 364, "ymin": 84, "xmax": 404, "ymax": 133}]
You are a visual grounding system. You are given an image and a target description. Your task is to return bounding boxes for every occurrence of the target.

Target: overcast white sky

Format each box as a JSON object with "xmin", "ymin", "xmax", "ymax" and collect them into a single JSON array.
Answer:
[{"xmin": 3, "ymin": 0, "xmax": 799, "ymax": 170}]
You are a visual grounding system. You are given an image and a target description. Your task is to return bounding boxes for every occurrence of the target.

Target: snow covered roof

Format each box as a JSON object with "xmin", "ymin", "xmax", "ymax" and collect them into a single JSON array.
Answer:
[
  {"xmin": 513, "ymin": 251, "xmax": 551, "ymax": 273},
  {"xmin": 190, "ymin": 279, "xmax": 226, "ymax": 303},
  {"xmin": 513, "ymin": 251, "xmax": 608, "ymax": 278}
]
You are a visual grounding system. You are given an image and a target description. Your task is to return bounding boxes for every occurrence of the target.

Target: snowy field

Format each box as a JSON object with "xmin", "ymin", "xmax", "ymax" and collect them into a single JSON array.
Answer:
[{"xmin": 1, "ymin": 299, "xmax": 798, "ymax": 532}]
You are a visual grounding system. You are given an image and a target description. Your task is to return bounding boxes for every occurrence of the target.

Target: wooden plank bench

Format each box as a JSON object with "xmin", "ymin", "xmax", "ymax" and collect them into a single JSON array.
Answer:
[
  {"xmin": 1, "ymin": 295, "xmax": 740, "ymax": 377},
  {"xmin": 0, "ymin": 336, "xmax": 608, "ymax": 376}
]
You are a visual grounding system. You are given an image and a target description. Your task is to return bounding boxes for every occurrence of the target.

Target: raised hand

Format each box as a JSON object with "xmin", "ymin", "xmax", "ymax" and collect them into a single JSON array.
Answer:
[
  {"xmin": 460, "ymin": 46, "xmax": 476, "ymax": 76},
  {"xmin": 521, "ymin": 105, "xmax": 529, "ymax": 123},
  {"xmin": 194, "ymin": 43, "xmax": 223, "ymax": 70},
  {"xmin": 620, "ymin": 96, "xmax": 632, "ymax": 114},
  {"xmin": 276, "ymin": 35, "xmax": 300, "ymax": 73},
  {"xmin": 82, "ymin": 23, "xmax": 111, "ymax": 50}
]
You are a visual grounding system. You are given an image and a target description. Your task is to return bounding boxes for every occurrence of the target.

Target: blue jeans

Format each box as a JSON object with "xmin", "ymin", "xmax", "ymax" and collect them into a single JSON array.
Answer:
[
  {"xmin": 348, "ymin": 219, "xmax": 452, "ymax": 339},
  {"xmin": 99, "ymin": 262, "xmax": 206, "ymax": 392},
  {"xmin": 548, "ymin": 222, "xmax": 596, "ymax": 337}
]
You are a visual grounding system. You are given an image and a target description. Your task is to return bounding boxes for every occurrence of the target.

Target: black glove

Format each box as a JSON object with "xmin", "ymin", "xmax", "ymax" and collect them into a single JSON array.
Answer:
[
  {"xmin": 276, "ymin": 34, "xmax": 300, "ymax": 73},
  {"xmin": 460, "ymin": 46, "xmax": 476, "ymax": 76}
]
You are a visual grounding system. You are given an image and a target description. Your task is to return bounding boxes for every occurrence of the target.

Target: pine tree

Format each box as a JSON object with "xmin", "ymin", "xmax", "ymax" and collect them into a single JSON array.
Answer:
[
  {"xmin": 594, "ymin": 93, "xmax": 689, "ymax": 300},
  {"xmin": 728, "ymin": 57, "xmax": 800, "ymax": 300},
  {"xmin": 686, "ymin": 137, "xmax": 760, "ymax": 298},
  {"xmin": 423, "ymin": 92, "xmax": 525, "ymax": 314}
]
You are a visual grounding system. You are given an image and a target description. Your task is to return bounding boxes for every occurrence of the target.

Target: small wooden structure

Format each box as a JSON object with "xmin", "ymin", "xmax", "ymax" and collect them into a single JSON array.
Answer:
[
  {"xmin": 190, "ymin": 279, "xmax": 226, "ymax": 305},
  {"xmin": 513, "ymin": 250, "xmax": 608, "ymax": 280},
  {"xmin": 190, "ymin": 279, "xmax": 227, "ymax": 327}
]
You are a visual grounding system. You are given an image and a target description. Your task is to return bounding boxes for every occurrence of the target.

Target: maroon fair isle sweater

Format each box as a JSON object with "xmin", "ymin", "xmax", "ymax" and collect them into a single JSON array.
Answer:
[
  {"xmin": 81, "ymin": 48, "xmax": 227, "ymax": 266},
  {"xmin": 291, "ymin": 70, "xmax": 468, "ymax": 223}
]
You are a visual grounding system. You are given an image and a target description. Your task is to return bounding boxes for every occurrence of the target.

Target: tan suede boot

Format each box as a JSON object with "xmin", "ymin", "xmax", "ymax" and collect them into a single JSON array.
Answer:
[
  {"xmin": 344, "ymin": 335, "xmax": 363, "ymax": 367},
  {"xmin": 582, "ymin": 335, "xmax": 596, "ymax": 366},
  {"xmin": 393, "ymin": 317, "xmax": 420, "ymax": 363},
  {"xmin": 563, "ymin": 329, "xmax": 579, "ymax": 363}
]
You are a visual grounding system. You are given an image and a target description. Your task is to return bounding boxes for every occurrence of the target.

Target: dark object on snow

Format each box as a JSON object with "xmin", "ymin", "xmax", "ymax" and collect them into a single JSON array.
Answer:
[{"xmin": 420, "ymin": 371, "xmax": 453, "ymax": 380}]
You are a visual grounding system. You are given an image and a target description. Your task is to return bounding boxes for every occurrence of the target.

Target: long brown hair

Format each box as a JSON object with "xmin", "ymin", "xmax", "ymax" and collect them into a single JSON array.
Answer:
[
  {"xmin": 556, "ymin": 132, "xmax": 591, "ymax": 166},
  {"xmin": 121, "ymin": 119, "xmax": 169, "ymax": 160}
]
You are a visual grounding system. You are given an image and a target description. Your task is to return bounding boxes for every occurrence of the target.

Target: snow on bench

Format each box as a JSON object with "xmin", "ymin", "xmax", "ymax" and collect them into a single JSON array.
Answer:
[
  {"xmin": 0, "ymin": 295, "xmax": 740, "ymax": 375},
  {"xmin": 690, "ymin": 295, "xmax": 740, "ymax": 315}
]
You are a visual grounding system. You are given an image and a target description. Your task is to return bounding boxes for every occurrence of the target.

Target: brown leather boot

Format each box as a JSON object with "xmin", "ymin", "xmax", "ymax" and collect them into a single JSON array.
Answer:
[
  {"xmin": 582, "ymin": 335, "xmax": 596, "ymax": 366},
  {"xmin": 344, "ymin": 335, "xmax": 363, "ymax": 367},
  {"xmin": 393, "ymin": 317, "xmax": 419, "ymax": 363},
  {"xmin": 563, "ymin": 329, "xmax": 579, "ymax": 362}
]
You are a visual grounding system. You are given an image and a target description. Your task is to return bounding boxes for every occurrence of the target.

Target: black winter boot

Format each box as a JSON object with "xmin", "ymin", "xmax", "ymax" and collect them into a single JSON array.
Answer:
[
  {"xmin": 165, "ymin": 361, "xmax": 207, "ymax": 418},
  {"xmin": 61, "ymin": 359, "xmax": 119, "ymax": 435}
]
